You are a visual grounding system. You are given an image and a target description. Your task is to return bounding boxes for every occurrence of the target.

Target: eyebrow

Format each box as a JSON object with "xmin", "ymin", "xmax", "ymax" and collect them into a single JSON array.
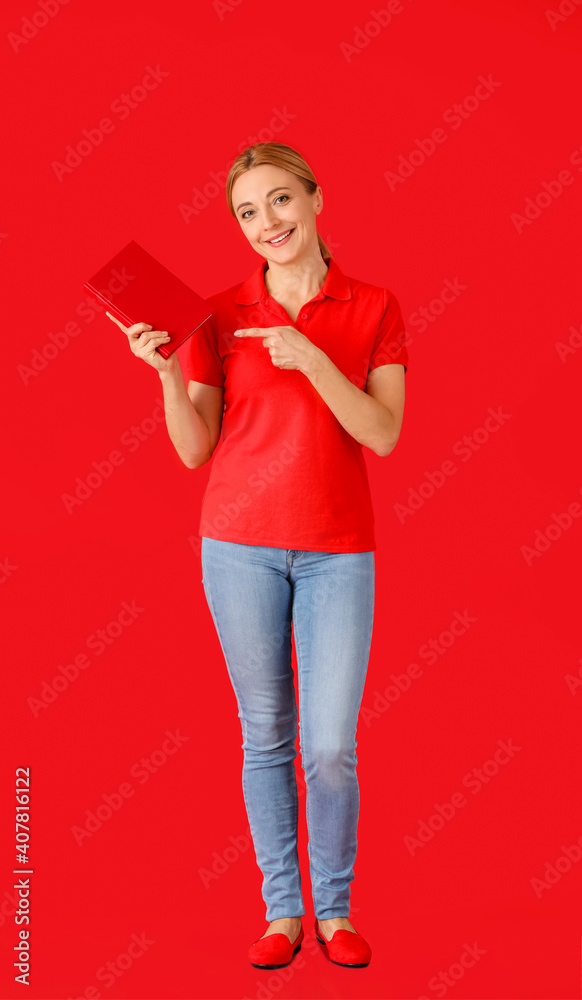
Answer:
[{"xmin": 236, "ymin": 187, "xmax": 292, "ymax": 213}]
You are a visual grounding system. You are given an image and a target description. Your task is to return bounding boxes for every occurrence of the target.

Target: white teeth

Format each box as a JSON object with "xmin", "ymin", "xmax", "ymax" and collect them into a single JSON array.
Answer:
[{"xmin": 268, "ymin": 229, "xmax": 293, "ymax": 243}]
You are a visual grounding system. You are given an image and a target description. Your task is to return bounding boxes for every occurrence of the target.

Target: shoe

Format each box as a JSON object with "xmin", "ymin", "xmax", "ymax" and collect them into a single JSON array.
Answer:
[
  {"xmin": 248, "ymin": 921, "xmax": 304, "ymax": 969},
  {"xmin": 314, "ymin": 917, "xmax": 372, "ymax": 967}
]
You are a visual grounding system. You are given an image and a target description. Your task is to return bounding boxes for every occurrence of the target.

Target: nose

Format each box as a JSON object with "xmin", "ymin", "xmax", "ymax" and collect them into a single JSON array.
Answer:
[{"xmin": 261, "ymin": 206, "xmax": 280, "ymax": 232}]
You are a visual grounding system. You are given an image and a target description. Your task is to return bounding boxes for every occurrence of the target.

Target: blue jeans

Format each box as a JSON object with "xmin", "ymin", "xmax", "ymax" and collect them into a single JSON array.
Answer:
[{"xmin": 200, "ymin": 537, "xmax": 375, "ymax": 921}]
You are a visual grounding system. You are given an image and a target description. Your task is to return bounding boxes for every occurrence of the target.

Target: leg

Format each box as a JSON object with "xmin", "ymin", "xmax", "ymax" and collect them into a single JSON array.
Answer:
[
  {"xmin": 201, "ymin": 537, "xmax": 305, "ymax": 922},
  {"xmin": 288, "ymin": 548, "xmax": 375, "ymax": 921}
]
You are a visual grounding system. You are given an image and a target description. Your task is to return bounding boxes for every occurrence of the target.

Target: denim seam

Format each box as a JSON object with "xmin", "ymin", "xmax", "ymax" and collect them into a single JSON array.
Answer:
[{"xmin": 293, "ymin": 591, "xmax": 324, "ymax": 920}]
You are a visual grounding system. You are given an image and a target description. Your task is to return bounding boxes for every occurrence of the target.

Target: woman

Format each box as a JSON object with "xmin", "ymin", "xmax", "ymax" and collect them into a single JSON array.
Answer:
[{"xmin": 108, "ymin": 142, "xmax": 408, "ymax": 970}]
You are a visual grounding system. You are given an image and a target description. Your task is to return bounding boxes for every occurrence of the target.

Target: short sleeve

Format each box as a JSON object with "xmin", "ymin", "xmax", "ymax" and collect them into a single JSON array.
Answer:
[
  {"xmin": 183, "ymin": 314, "xmax": 224, "ymax": 387},
  {"xmin": 368, "ymin": 288, "xmax": 408, "ymax": 374}
]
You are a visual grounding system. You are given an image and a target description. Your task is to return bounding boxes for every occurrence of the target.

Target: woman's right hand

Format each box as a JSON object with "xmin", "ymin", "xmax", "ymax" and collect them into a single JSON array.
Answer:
[{"xmin": 105, "ymin": 311, "xmax": 178, "ymax": 375}]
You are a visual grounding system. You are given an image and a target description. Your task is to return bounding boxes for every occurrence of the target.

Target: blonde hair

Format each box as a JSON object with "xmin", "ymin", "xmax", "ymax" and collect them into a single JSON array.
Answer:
[{"xmin": 225, "ymin": 141, "xmax": 333, "ymax": 260}]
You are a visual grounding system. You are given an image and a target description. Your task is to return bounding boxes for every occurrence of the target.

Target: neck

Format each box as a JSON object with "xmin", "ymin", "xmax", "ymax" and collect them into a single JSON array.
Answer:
[{"xmin": 264, "ymin": 246, "xmax": 329, "ymax": 301}]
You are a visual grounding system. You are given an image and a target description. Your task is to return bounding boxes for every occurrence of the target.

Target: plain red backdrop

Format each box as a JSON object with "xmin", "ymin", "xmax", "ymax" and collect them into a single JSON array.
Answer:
[{"xmin": 2, "ymin": 0, "xmax": 581, "ymax": 998}]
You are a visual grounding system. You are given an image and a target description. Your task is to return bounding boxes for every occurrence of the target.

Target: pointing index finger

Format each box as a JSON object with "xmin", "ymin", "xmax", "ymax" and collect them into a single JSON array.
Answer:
[{"xmin": 234, "ymin": 327, "xmax": 279, "ymax": 337}]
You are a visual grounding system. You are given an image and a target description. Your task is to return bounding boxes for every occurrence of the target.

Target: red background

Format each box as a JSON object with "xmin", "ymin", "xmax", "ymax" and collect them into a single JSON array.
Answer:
[{"xmin": 2, "ymin": 0, "xmax": 581, "ymax": 997}]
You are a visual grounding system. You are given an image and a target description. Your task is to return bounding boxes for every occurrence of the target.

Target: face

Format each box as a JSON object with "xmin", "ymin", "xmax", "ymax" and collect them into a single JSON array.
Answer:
[{"xmin": 232, "ymin": 163, "xmax": 323, "ymax": 263}]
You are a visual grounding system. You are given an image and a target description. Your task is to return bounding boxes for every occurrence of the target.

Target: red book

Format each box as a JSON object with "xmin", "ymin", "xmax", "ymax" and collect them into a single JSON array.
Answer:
[{"xmin": 82, "ymin": 239, "xmax": 213, "ymax": 358}]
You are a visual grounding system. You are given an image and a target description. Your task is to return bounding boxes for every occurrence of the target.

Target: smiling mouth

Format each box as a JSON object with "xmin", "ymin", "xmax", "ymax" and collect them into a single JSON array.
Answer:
[{"xmin": 265, "ymin": 228, "xmax": 295, "ymax": 245}]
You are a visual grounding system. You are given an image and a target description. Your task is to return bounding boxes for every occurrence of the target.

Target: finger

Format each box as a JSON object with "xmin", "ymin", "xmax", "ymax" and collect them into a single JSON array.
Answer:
[
  {"xmin": 146, "ymin": 334, "xmax": 171, "ymax": 345},
  {"xmin": 105, "ymin": 312, "xmax": 154, "ymax": 338},
  {"xmin": 132, "ymin": 324, "xmax": 156, "ymax": 337},
  {"xmin": 106, "ymin": 311, "xmax": 129, "ymax": 332},
  {"xmin": 234, "ymin": 328, "xmax": 277, "ymax": 337}
]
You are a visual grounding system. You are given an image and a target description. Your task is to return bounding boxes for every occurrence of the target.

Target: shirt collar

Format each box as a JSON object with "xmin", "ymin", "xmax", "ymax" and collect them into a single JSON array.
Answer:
[{"xmin": 234, "ymin": 256, "xmax": 352, "ymax": 305}]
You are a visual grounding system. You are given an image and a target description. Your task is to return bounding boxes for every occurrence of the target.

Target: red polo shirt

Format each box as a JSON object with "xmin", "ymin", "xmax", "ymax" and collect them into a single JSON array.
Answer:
[{"xmin": 183, "ymin": 255, "xmax": 408, "ymax": 552}]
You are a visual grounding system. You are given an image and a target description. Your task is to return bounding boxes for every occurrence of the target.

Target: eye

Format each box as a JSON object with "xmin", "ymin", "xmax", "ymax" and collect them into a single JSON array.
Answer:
[{"xmin": 240, "ymin": 195, "xmax": 290, "ymax": 220}]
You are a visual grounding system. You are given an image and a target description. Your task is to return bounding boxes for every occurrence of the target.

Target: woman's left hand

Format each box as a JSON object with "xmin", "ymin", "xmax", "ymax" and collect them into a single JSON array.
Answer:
[{"xmin": 233, "ymin": 325, "xmax": 321, "ymax": 374}]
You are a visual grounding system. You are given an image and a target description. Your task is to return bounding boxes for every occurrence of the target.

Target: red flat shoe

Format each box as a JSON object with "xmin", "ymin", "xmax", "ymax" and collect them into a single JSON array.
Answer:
[
  {"xmin": 314, "ymin": 917, "xmax": 372, "ymax": 967},
  {"xmin": 248, "ymin": 922, "xmax": 304, "ymax": 969}
]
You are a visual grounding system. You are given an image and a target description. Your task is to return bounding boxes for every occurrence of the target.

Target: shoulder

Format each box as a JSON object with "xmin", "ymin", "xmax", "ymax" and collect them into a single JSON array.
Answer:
[
  {"xmin": 201, "ymin": 277, "xmax": 252, "ymax": 338},
  {"xmin": 336, "ymin": 264, "xmax": 397, "ymax": 309},
  {"xmin": 205, "ymin": 279, "xmax": 245, "ymax": 310},
  {"xmin": 340, "ymin": 271, "xmax": 400, "ymax": 319}
]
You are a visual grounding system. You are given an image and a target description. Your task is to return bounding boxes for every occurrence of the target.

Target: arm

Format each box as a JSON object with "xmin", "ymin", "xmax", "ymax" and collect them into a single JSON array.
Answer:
[
  {"xmin": 302, "ymin": 351, "xmax": 405, "ymax": 457},
  {"xmin": 104, "ymin": 310, "xmax": 222, "ymax": 468},
  {"xmin": 159, "ymin": 366, "xmax": 221, "ymax": 469}
]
